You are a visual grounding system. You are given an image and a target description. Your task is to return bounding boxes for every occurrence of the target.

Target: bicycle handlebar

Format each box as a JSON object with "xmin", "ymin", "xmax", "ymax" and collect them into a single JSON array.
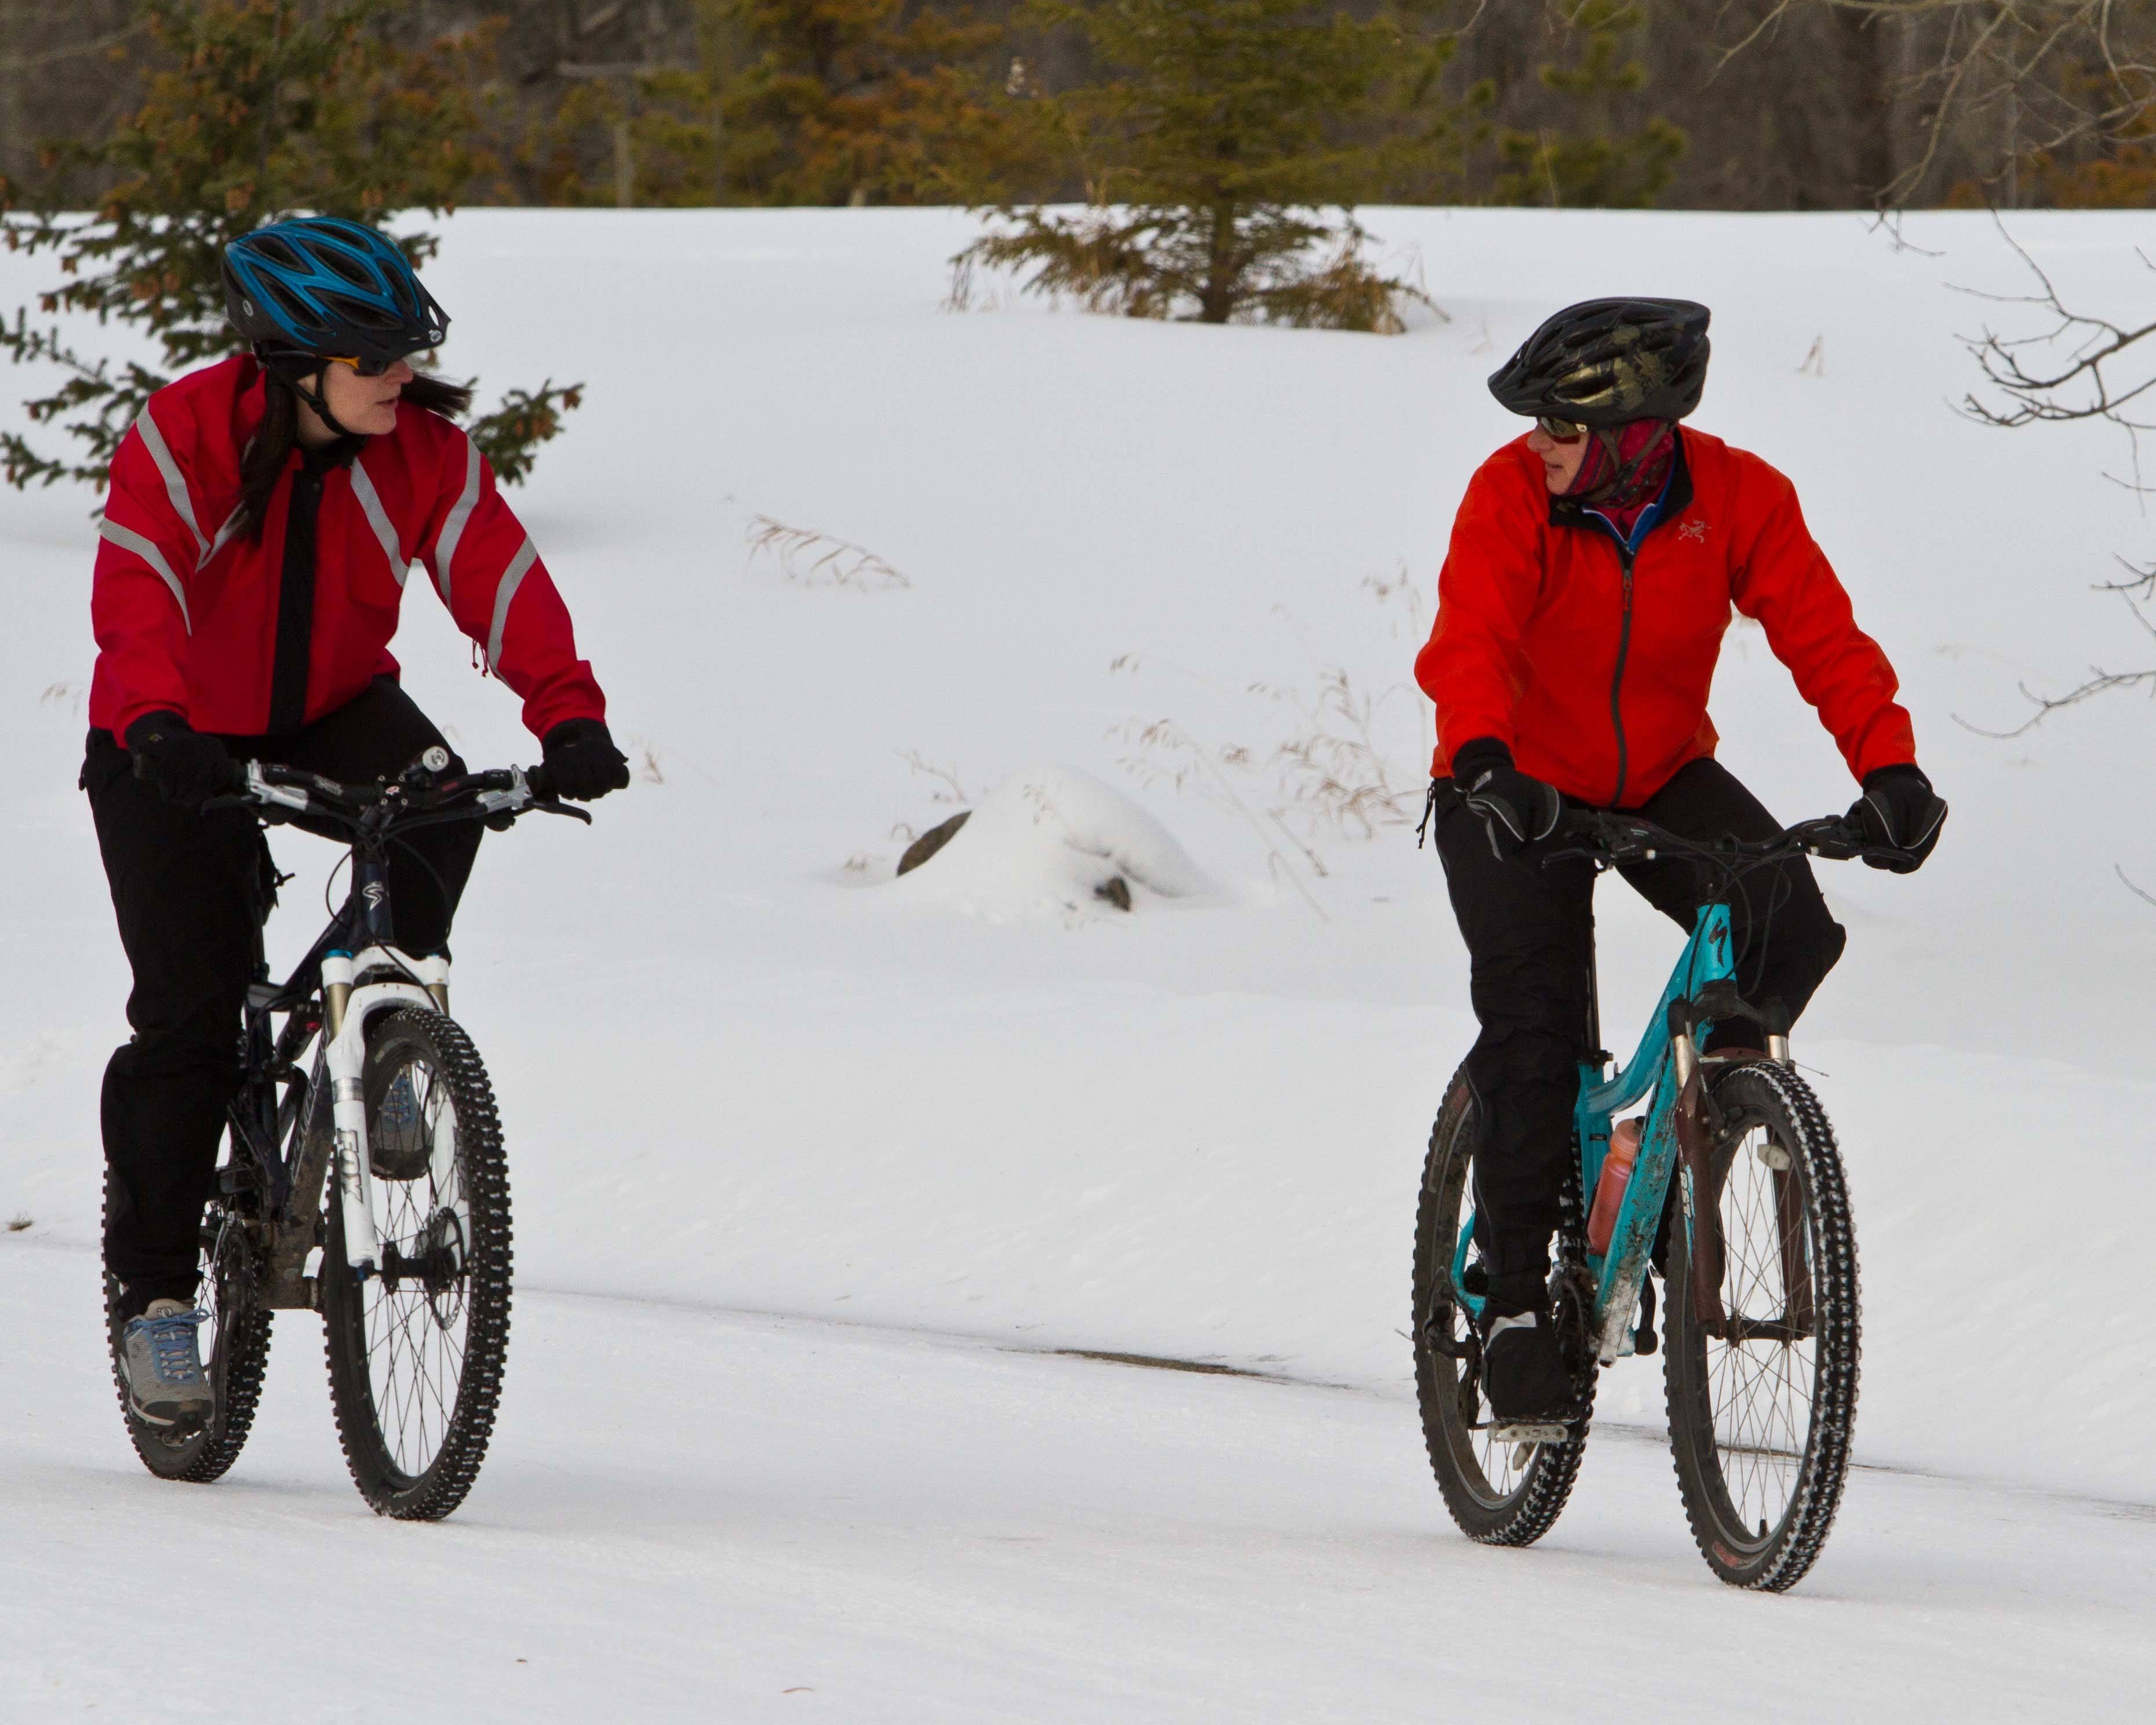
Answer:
[
  {"xmin": 1547, "ymin": 807, "xmax": 1900, "ymax": 872},
  {"xmin": 205, "ymin": 755, "xmax": 591, "ymax": 828}
]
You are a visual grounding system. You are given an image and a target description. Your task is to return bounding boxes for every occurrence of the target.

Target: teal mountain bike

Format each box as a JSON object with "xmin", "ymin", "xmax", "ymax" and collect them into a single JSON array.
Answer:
[{"xmin": 1414, "ymin": 809, "xmax": 1887, "ymax": 1591}]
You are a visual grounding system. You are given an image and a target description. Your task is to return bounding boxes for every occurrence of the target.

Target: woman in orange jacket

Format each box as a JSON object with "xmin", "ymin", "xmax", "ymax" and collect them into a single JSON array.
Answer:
[{"xmin": 1413, "ymin": 298, "xmax": 1946, "ymax": 1424}]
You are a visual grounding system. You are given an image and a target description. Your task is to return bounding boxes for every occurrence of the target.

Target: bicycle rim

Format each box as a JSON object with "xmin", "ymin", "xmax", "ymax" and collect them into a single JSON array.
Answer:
[
  {"xmin": 1412, "ymin": 1072, "xmax": 1590, "ymax": 1546},
  {"xmin": 322, "ymin": 1008, "xmax": 511, "ymax": 1520},
  {"xmin": 1666, "ymin": 1060, "xmax": 1859, "ymax": 1590}
]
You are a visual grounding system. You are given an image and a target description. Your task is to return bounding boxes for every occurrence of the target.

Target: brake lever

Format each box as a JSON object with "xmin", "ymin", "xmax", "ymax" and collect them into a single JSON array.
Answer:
[
  {"xmin": 1537, "ymin": 844, "xmax": 1605, "ymax": 868},
  {"xmin": 1788, "ymin": 821, "xmax": 1869, "ymax": 862},
  {"xmin": 531, "ymin": 799, "xmax": 594, "ymax": 825}
]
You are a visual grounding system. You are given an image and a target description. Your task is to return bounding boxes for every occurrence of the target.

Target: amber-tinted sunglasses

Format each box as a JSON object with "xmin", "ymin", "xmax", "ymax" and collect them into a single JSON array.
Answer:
[{"xmin": 323, "ymin": 354, "xmax": 399, "ymax": 377}]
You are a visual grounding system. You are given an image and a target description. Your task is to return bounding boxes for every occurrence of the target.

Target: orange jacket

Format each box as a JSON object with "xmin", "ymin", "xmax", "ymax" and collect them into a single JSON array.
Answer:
[{"xmin": 1414, "ymin": 428, "xmax": 1915, "ymax": 809}]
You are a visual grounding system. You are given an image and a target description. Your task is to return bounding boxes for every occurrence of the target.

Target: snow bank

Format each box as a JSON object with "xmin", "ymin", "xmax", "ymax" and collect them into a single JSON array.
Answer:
[{"xmin": 888, "ymin": 763, "xmax": 1221, "ymax": 920}]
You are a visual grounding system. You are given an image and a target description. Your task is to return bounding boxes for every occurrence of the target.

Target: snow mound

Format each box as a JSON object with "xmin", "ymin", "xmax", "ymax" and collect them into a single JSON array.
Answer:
[{"xmin": 891, "ymin": 764, "xmax": 1221, "ymax": 920}]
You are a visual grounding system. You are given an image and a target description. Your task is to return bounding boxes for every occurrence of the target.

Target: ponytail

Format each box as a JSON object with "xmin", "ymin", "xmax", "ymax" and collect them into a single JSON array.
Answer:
[
  {"xmin": 238, "ymin": 367, "xmax": 300, "ymax": 544},
  {"xmin": 236, "ymin": 361, "xmax": 477, "ymax": 543}
]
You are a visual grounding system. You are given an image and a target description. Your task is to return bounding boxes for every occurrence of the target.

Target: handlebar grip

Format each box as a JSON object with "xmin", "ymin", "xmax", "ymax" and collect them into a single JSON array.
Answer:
[{"xmin": 525, "ymin": 763, "xmax": 558, "ymax": 802}]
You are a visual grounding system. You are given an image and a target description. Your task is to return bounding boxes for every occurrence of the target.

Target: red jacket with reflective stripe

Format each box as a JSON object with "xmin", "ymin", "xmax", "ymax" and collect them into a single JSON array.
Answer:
[
  {"xmin": 89, "ymin": 355, "xmax": 606, "ymax": 743},
  {"xmin": 1414, "ymin": 429, "xmax": 1916, "ymax": 809}
]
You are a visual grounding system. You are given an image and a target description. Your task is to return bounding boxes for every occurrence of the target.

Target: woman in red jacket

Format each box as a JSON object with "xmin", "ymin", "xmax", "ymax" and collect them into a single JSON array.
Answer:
[
  {"xmin": 1414, "ymin": 298, "xmax": 1946, "ymax": 1425},
  {"xmin": 88, "ymin": 217, "xmax": 629, "ymax": 1426}
]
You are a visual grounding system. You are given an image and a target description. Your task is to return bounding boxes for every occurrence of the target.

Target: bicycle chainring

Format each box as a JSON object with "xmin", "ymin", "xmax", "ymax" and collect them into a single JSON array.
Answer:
[{"xmin": 1551, "ymin": 1156, "xmax": 1598, "ymax": 1389}]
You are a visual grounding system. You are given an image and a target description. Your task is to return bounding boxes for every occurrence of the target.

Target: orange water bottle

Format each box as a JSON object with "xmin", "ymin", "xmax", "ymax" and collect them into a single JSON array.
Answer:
[{"xmin": 1588, "ymin": 1117, "xmax": 1643, "ymax": 1255}]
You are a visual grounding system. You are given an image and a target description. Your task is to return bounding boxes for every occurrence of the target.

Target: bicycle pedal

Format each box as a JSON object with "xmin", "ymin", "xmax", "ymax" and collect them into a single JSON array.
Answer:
[{"xmin": 1488, "ymin": 1421, "xmax": 1570, "ymax": 1444}]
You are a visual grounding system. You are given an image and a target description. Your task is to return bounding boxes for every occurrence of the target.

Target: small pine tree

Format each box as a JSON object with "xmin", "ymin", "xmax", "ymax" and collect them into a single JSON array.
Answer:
[
  {"xmin": 1494, "ymin": 0, "xmax": 1684, "ymax": 210},
  {"xmin": 535, "ymin": 0, "xmax": 1021, "ymax": 209},
  {"xmin": 953, "ymin": 0, "xmax": 1464, "ymax": 332},
  {"xmin": 0, "ymin": 0, "xmax": 580, "ymax": 492}
]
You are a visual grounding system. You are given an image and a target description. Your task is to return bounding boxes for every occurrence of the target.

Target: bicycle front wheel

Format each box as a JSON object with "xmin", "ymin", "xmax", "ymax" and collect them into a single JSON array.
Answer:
[
  {"xmin": 1412, "ymin": 1069, "xmax": 1591, "ymax": 1547},
  {"xmin": 322, "ymin": 1008, "xmax": 512, "ymax": 1520},
  {"xmin": 1664, "ymin": 1058, "xmax": 1859, "ymax": 1591}
]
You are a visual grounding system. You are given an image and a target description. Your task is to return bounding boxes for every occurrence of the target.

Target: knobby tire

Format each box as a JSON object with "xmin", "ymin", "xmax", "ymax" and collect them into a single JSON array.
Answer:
[
  {"xmin": 1412, "ymin": 1068, "xmax": 1592, "ymax": 1547},
  {"xmin": 1664, "ymin": 1058, "xmax": 1859, "ymax": 1591},
  {"xmin": 105, "ymin": 1176, "xmax": 274, "ymax": 1484},
  {"xmin": 321, "ymin": 1008, "xmax": 512, "ymax": 1521}
]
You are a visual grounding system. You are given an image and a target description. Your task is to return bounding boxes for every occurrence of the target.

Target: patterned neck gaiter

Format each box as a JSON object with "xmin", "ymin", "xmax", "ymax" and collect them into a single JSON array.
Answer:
[{"xmin": 1564, "ymin": 419, "xmax": 1676, "ymax": 538}]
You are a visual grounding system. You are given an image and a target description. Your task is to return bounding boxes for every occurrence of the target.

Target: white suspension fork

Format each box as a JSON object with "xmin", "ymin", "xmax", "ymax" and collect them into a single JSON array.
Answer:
[{"xmin": 320, "ymin": 951, "xmax": 444, "ymax": 1274}]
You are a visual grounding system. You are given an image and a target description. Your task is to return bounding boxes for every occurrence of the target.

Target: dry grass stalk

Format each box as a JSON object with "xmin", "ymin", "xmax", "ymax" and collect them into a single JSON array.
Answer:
[
  {"xmin": 1108, "ymin": 575, "xmax": 1437, "ymax": 904},
  {"xmin": 1254, "ymin": 667, "xmax": 1423, "ymax": 840},
  {"xmin": 746, "ymin": 515, "xmax": 911, "ymax": 592},
  {"xmin": 1112, "ymin": 715, "xmax": 1329, "ymax": 918},
  {"xmin": 1359, "ymin": 562, "xmax": 1427, "ymax": 640},
  {"xmin": 899, "ymin": 750, "xmax": 968, "ymax": 805}
]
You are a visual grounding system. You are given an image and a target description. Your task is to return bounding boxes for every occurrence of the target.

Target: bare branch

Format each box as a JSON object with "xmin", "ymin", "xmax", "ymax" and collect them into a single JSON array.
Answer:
[
  {"xmin": 2117, "ymin": 864, "xmax": 2156, "ymax": 909},
  {"xmin": 1746, "ymin": 2, "xmax": 2156, "ymax": 206},
  {"xmin": 1957, "ymin": 216, "xmax": 2156, "ymax": 449}
]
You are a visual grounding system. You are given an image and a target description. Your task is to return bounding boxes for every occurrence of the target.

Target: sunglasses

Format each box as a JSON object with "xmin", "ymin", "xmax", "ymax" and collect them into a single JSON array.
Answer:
[
  {"xmin": 1535, "ymin": 414, "xmax": 1588, "ymax": 441},
  {"xmin": 323, "ymin": 354, "xmax": 399, "ymax": 378}
]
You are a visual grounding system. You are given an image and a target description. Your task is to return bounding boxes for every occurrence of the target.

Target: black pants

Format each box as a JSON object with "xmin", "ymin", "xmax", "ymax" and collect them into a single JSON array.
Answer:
[
  {"xmin": 87, "ymin": 678, "xmax": 483, "ymax": 1308},
  {"xmin": 1430, "ymin": 756, "xmax": 1847, "ymax": 1278}
]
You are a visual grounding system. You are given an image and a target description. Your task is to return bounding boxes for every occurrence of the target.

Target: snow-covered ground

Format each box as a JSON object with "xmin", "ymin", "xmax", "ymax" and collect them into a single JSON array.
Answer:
[
  {"xmin": 4, "ymin": 206, "xmax": 2154, "ymax": 1711},
  {"xmin": 6, "ymin": 1243, "xmax": 2152, "ymax": 1722}
]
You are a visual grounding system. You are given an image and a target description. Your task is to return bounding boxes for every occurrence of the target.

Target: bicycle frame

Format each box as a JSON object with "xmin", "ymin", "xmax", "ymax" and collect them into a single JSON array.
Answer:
[
  {"xmin": 1449, "ymin": 898, "xmax": 1760, "ymax": 1365},
  {"xmin": 230, "ymin": 852, "xmax": 450, "ymax": 1297},
  {"xmin": 222, "ymin": 759, "xmax": 565, "ymax": 1302},
  {"xmin": 1572, "ymin": 904, "xmax": 1733, "ymax": 1363}
]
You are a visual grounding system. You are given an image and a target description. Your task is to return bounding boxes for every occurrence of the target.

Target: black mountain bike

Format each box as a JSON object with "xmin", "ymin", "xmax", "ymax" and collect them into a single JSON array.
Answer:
[{"xmin": 105, "ymin": 749, "xmax": 588, "ymax": 1520}]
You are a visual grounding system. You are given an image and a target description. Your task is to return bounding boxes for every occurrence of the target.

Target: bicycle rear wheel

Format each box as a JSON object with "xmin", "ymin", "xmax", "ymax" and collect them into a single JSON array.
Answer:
[
  {"xmin": 321, "ymin": 1007, "xmax": 512, "ymax": 1521},
  {"xmin": 1412, "ymin": 1069, "xmax": 1591, "ymax": 1546},
  {"xmin": 1665, "ymin": 1058, "xmax": 1859, "ymax": 1591},
  {"xmin": 105, "ymin": 1174, "xmax": 273, "ymax": 1484}
]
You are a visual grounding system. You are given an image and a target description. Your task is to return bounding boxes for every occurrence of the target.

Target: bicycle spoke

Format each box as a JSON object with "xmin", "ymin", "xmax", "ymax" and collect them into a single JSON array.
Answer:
[
  {"xmin": 351, "ymin": 1051, "xmax": 476, "ymax": 1480},
  {"xmin": 1695, "ymin": 1121, "xmax": 1817, "ymax": 1537}
]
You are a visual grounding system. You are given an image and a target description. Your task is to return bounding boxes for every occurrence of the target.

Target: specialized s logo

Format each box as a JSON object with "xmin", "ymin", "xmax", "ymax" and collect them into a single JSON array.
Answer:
[
  {"xmin": 362, "ymin": 882, "xmax": 387, "ymax": 909},
  {"xmin": 1678, "ymin": 519, "xmax": 1709, "ymax": 543}
]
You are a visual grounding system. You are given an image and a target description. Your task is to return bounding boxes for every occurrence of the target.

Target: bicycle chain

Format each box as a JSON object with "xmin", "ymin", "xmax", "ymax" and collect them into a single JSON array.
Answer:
[{"xmin": 1551, "ymin": 1156, "xmax": 1598, "ymax": 1400}]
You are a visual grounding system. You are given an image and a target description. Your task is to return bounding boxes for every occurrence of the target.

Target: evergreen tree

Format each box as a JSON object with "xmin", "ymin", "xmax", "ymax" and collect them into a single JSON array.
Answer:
[
  {"xmin": 0, "ymin": 0, "xmax": 579, "ymax": 491},
  {"xmin": 1494, "ymin": 0, "xmax": 1684, "ymax": 209},
  {"xmin": 537, "ymin": 0, "xmax": 1024, "ymax": 208},
  {"xmin": 953, "ymin": 0, "xmax": 1463, "ymax": 332}
]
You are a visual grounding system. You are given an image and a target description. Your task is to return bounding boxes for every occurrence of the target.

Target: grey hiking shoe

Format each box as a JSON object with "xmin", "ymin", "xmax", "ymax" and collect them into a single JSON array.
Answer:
[{"xmin": 121, "ymin": 1298, "xmax": 213, "ymax": 1427}]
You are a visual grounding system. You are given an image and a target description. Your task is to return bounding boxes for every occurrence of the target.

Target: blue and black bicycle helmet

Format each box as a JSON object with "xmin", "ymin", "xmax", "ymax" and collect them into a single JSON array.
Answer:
[{"xmin": 222, "ymin": 216, "xmax": 449, "ymax": 365}]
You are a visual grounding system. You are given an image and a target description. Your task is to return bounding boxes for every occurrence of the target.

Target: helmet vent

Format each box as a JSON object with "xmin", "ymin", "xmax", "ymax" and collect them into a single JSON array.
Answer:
[{"xmin": 218, "ymin": 215, "xmax": 451, "ymax": 363}]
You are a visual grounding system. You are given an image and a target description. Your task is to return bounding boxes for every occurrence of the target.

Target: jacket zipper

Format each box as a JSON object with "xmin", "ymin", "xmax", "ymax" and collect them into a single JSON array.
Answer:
[{"xmin": 1608, "ymin": 545, "xmax": 1635, "ymax": 808}]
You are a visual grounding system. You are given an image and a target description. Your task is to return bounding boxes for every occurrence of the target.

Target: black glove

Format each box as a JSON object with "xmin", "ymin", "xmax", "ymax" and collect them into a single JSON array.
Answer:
[
  {"xmin": 125, "ymin": 711, "xmax": 239, "ymax": 810},
  {"xmin": 540, "ymin": 717, "xmax": 631, "ymax": 802},
  {"xmin": 1452, "ymin": 737, "xmax": 1561, "ymax": 861},
  {"xmin": 1847, "ymin": 763, "xmax": 1946, "ymax": 873}
]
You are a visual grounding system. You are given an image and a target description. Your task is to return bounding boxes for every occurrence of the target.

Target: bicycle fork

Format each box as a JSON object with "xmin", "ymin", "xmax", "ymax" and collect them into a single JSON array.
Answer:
[
  {"xmin": 316, "ymin": 949, "xmax": 451, "ymax": 1278},
  {"xmin": 321, "ymin": 953, "xmax": 384, "ymax": 1276}
]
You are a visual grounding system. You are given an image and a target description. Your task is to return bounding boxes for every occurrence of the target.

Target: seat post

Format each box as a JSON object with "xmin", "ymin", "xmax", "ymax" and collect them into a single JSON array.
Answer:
[{"xmin": 1583, "ymin": 941, "xmax": 1605, "ymax": 1073}]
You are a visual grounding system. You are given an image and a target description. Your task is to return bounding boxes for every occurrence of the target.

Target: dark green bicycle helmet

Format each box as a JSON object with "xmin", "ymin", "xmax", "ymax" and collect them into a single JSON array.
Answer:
[{"xmin": 1488, "ymin": 298, "xmax": 1710, "ymax": 428}]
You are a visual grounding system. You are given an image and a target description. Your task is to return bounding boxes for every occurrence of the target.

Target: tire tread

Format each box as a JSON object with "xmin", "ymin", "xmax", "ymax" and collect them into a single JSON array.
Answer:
[{"xmin": 321, "ymin": 1008, "xmax": 512, "ymax": 1522}]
